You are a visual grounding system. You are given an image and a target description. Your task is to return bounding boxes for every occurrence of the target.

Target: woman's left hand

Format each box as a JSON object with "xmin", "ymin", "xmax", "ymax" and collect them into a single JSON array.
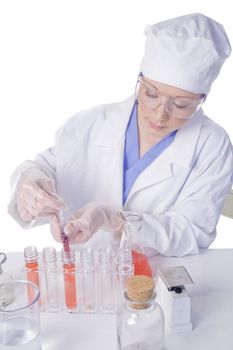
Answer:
[{"xmin": 50, "ymin": 202, "xmax": 124, "ymax": 244}]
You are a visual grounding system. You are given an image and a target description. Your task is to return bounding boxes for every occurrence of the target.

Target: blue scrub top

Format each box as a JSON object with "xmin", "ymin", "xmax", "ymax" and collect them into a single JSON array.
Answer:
[{"xmin": 123, "ymin": 101, "xmax": 177, "ymax": 205}]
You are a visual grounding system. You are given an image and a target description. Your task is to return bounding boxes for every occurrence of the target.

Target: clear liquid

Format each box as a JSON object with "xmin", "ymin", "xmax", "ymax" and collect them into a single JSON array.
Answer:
[{"xmin": 0, "ymin": 316, "xmax": 42, "ymax": 349}]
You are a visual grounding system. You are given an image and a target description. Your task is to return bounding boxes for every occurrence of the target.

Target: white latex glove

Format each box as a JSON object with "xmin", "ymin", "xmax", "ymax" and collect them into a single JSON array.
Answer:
[
  {"xmin": 16, "ymin": 168, "xmax": 66, "ymax": 222},
  {"xmin": 50, "ymin": 202, "xmax": 124, "ymax": 244}
]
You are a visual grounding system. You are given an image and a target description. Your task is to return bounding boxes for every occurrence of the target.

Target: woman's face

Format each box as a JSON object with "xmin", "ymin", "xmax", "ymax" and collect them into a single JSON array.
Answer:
[{"xmin": 137, "ymin": 77, "xmax": 202, "ymax": 142}]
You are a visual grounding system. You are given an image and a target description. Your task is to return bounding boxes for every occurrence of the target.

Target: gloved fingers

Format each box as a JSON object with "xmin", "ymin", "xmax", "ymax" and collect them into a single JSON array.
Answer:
[
  {"xmin": 50, "ymin": 215, "xmax": 63, "ymax": 242},
  {"xmin": 38, "ymin": 179, "xmax": 55, "ymax": 193},
  {"xmin": 17, "ymin": 180, "xmax": 66, "ymax": 221},
  {"xmin": 19, "ymin": 196, "xmax": 60, "ymax": 219},
  {"xmin": 64, "ymin": 218, "xmax": 90, "ymax": 244},
  {"xmin": 20, "ymin": 210, "xmax": 35, "ymax": 222},
  {"xmin": 17, "ymin": 197, "xmax": 30, "ymax": 222},
  {"xmin": 99, "ymin": 206, "xmax": 124, "ymax": 233},
  {"xmin": 33, "ymin": 201, "xmax": 62, "ymax": 216},
  {"xmin": 69, "ymin": 202, "xmax": 105, "ymax": 230},
  {"xmin": 64, "ymin": 202, "xmax": 124, "ymax": 244},
  {"xmin": 33, "ymin": 184, "xmax": 66, "ymax": 211}
]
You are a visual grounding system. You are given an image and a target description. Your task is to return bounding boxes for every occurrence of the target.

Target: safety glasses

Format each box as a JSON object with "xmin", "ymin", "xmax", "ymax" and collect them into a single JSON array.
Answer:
[{"xmin": 135, "ymin": 76, "xmax": 206, "ymax": 119}]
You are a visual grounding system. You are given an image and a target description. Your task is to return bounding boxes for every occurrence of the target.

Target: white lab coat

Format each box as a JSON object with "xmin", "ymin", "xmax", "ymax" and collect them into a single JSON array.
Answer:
[{"xmin": 8, "ymin": 96, "xmax": 233, "ymax": 257}]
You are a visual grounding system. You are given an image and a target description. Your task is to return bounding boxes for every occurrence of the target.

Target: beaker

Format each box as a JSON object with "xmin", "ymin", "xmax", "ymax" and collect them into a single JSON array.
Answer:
[
  {"xmin": 0, "ymin": 280, "xmax": 41, "ymax": 349},
  {"xmin": 0, "ymin": 252, "xmax": 13, "ymax": 306}
]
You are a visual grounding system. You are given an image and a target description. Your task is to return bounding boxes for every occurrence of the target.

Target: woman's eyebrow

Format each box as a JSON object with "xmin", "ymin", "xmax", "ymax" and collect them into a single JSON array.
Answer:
[{"xmin": 144, "ymin": 80, "xmax": 196, "ymax": 99}]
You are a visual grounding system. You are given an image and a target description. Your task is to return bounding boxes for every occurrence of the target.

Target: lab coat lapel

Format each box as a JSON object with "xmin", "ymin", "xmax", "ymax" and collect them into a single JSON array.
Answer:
[
  {"xmin": 126, "ymin": 109, "xmax": 205, "ymax": 200},
  {"xmin": 94, "ymin": 96, "xmax": 135, "ymax": 208}
]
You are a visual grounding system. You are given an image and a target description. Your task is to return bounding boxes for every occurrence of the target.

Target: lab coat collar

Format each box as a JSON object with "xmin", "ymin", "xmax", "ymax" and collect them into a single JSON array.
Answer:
[
  {"xmin": 95, "ymin": 95, "xmax": 135, "ymax": 147},
  {"xmin": 95, "ymin": 96, "xmax": 205, "ymax": 170},
  {"xmin": 170, "ymin": 108, "xmax": 205, "ymax": 169},
  {"xmin": 125, "ymin": 108, "xmax": 205, "ymax": 203},
  {"xmin": 94, "ymin": 96, "xmax": 135, "ymax": 208}
]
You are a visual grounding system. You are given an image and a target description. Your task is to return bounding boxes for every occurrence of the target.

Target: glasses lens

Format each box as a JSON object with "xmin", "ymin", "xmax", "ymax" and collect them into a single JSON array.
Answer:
[
  {"xmin": 137, "ymin": 81, "xmax": 161, "ymax": 109},
  {"xmin": 166, "ymin": 98, "xmax": 201, "ymax": 119},
  {"xmin": 136, "ymin": 80, "xmax": 204, "ymax": 119}
]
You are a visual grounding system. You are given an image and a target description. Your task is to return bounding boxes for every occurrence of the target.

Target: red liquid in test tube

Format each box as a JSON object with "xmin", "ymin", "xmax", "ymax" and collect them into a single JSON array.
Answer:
[
  {"xmin": 60, "ymin": 219, "xmax": 77, "ymax": 309},
  {"xmin": 24, "ymin": 246, "xmax": 41, "ymax": 304},
  {"xmin": 63, "ymin": 261, "xmax": 77, "ymax": 309}
]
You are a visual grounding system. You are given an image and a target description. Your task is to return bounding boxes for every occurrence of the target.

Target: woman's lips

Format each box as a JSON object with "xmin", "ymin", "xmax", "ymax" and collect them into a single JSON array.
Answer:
[{"xmin": 149, "ymin": 121, "xmax": 167, "ymax": 131}]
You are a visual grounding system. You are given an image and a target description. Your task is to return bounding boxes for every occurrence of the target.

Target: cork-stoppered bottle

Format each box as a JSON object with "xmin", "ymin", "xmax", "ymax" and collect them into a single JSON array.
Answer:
[{"xmin": 117, "ymin": 275, "xmax": 164, "ymax": 350}]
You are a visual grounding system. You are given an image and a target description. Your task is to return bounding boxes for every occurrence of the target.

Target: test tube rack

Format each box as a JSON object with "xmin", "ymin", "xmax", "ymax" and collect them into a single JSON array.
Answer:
[{"xmin": 23, "ymin": 246, "xmax": 133, "ymax": 314}]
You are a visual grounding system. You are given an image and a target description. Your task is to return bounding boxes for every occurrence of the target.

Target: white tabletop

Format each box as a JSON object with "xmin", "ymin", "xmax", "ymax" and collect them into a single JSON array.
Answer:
[{"xmin": 4, "ymin": 249, "xmax": 233, "ymax": 350}]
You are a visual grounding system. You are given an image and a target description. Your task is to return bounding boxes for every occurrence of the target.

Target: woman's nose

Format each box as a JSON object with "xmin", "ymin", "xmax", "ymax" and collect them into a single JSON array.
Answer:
[{"xmin": 153, "ymin": 101, "xmax": 170, "ymax": 121}]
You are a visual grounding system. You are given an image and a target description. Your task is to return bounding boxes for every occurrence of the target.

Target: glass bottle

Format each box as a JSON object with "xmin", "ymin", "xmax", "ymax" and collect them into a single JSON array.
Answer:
[
  {"xmin": 122, "ymin": 212, "xmax": 152, "ymax": 277},
  {"xmin": 43, "ymin": 247, "xmax": 60, "ymax": 312},
  {"xmin": 0, "ymin": 252, "xmax": 14, "ymax": 306},
  {"xmin": 61, "ymin": 247, "xmax": 77, "ymax": 310},
  {"xmin": 117, "ymin": 275, "xmax": 164, "ymax": 350},
  {"xmin": 99, "ymin": 247, "xmax": 116, "ymax": 313},
  {"xmin": 81, "ymin": 248, "xmax": 98, "ymax": 313},
  {"xmin": 24, "ymin": 246, "xmax": 40, "ymax": 303},
  {"xmin": 117, "ymin": 248, "xmax": 133, "ymax": 305}
]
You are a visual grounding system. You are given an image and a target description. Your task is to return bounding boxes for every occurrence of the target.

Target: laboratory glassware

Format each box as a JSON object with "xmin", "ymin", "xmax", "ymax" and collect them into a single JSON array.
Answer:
[
  {"xmin": 61, "ymin": 247, "xmax": 77, "ymax": 310},
  {"xmin": 0, "ymin": 280, "xmax": 41, "ymax": 349},
  {"xmin": 117, "ymin": 275, "xmax": 164, "ymax": 350},
  {"xmin": 0, "ymin": 252, "xmax": 14, "ymax": 307},
  {"xmin": 43, "ymin": 247, "xmax": 60, "ymax": 312}
]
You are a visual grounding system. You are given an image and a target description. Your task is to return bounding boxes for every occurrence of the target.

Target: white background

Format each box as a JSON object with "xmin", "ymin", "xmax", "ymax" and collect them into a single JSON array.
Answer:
[{"xmin": 0, "ymin": 0, "xmax": 232, "ymax": 252}]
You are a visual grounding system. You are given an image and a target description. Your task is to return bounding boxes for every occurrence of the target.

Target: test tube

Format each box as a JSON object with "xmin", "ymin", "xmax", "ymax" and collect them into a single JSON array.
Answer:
[
  {"xmin": 61, "ymin": 247, "xmax": 77, "ymax": 311},
  {"xmin": 99, "ymin": 247, "xmax": 116, "ymax": 313},
  {"xmin": 43, "ymin": 247, "xmax": 60, "ymax": 312},
  {"xmin": 81, "ymin": 248, "xmax": 98, "ymax": 313},
  {"xmin": 24, "ymin": 246, "xmax": 40, "ymax": 303}
]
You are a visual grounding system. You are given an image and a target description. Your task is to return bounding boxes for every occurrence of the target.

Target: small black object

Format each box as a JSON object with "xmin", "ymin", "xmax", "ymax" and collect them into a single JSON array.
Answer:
[
  {"xmin": 174, "ymin": 287, "xmax": 183, "ymax": 294},
  {"xmin": 169, "ymin": 285, "xmax": 184, "ymax": 293}
]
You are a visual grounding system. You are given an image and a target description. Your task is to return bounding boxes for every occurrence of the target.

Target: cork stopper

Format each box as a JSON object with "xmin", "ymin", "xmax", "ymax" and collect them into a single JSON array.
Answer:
[{"xmin": 126, "ymin": 275, "xmax": 155, "ymax": 302}]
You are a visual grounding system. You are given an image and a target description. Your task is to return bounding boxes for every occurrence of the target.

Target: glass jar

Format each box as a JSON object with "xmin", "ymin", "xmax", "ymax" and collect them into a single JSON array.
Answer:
[{"xmin": 117, "ymin": 275, "xmax": 164, "ymax": 350}]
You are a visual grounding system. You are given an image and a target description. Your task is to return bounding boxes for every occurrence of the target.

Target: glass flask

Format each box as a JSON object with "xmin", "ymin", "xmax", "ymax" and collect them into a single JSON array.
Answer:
[
  {"xmin": 117, "ymin": 275, "xmax": 164, "ymax": 350},
  {"xmin": 0, "ymin": 252, "xmax": 14, "ymax": 307},
  {"xmin": 121, "ymin": 213, "xmax": 152, "ymax": 277}
]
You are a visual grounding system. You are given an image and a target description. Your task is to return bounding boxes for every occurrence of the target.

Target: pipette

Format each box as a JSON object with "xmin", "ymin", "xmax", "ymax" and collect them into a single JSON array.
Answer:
[{"xmin": 59, "ymin": 211, "xmax": 71, "ymax": 256}]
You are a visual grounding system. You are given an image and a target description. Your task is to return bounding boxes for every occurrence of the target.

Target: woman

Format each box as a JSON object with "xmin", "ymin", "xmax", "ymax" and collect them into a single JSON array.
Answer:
[{"xmin": 8, "ymin": 13, "xmax": 233, "ymax": 257}]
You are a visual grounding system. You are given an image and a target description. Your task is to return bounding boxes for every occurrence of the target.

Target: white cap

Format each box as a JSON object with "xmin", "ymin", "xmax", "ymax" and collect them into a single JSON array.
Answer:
[{"xmin": 140, "ymin": 13, "xmax": 231, "ymax": 94}]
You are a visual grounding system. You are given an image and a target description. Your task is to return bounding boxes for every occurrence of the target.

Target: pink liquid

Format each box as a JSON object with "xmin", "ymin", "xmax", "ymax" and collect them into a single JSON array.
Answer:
[
  {"xmin": 63, "ymin": 263, "xmax": 77, "ymax": 309},
  {"xmin": 132, "ymin": 250, "xmax": 152, "ymax": 277},
  {"xmin": 26, "ymin": 261, "xmax": 40, "ymax": 303}
]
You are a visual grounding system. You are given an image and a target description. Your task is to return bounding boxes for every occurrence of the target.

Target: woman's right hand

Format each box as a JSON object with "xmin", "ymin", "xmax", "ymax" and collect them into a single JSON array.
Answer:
[{"xmin": 16, "ymin": 170, "xmax": 66, "ymax": 222}]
